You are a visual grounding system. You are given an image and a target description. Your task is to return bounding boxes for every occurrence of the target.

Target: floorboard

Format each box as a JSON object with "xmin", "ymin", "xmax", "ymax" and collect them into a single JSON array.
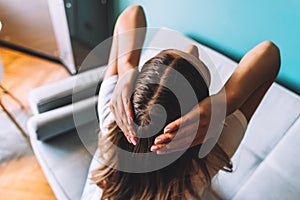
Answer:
[{"xmin": 0, "ymin": 46, "xmax": 69, "ymax": 199}]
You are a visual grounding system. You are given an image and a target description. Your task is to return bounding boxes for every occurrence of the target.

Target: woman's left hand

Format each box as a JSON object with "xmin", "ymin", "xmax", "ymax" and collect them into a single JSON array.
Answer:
[
  {"xmin": 110, "ymin": 67, "xmax": 139, "ymax": 145},
  {"xmin": 150, "ymin": 96, "xmax": 213, "ymax": 154}
]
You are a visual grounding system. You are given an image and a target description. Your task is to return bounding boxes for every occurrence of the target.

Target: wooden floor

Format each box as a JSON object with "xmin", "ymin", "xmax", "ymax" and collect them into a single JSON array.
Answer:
[{"xmin": 0, "ymin": 46, "xmax": 69, "ymax": 199}]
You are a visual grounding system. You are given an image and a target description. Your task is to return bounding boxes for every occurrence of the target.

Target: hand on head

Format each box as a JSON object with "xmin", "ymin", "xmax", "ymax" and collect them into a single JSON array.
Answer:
[
  {"xmin": 110, "ymin": 48, "xmax": 214, "ymax": 153},
  {"xmin": 110, "ymin": 67, "xmax": 138, "ymax": 145},
  {"xmin": 150, "ymin": 96, "xmax": 213, "ymax": 154}
]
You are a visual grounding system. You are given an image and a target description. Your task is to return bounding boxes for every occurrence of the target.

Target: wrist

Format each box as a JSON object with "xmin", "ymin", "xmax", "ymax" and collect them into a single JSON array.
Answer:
[{"xmin": 118, "ymin": 61, "xmax": 137, "ymax": 77}]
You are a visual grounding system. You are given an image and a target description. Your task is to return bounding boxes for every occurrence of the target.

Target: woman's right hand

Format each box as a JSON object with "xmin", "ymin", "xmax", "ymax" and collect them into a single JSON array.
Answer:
[
  {"xmin": 150, "ymin": 96, "xmax": 212, "ymax": 153},
  {"xmin": 151, "ymin": 94, "xmax": 226, "ymax": 154},
  {"xmin": 110, "ymin": 67, "xmax": 138, "ymax": 145}
]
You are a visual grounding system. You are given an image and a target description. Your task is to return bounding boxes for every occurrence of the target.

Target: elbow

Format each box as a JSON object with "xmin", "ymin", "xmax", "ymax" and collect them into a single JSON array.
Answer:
[
  {"xmin": 123, "ymin": 5, "xmax": 143, "ymax": 17},
  {"xmin": 120, "ymin": 5, "xmax": 146, "ymax": 27},
  {"xmin": 261, "ymin": 40, "xmax": 281, "ymax": 79},
  {"xmin": 262, "ymin": 40, "xmax": 280, "ymax": 58}
]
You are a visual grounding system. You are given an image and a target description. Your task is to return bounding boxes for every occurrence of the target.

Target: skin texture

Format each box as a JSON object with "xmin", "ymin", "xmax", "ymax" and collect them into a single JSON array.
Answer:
[
  {"xmin": 105, "ymin": 5, "xmax": 146, "ymax": 144},
  {"xmin": 104, "ymin": 5, "xmax": 281, "ymax": 155},
  {"xmin": 152, "ymin": 41, "xmax": 280, "ymax": 154}
]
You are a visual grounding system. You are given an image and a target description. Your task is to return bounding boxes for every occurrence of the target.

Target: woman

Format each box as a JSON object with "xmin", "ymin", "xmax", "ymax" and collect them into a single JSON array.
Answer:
[{"xmin": 90, "ymin": 5, "xmax": 280, "ymax": 200}]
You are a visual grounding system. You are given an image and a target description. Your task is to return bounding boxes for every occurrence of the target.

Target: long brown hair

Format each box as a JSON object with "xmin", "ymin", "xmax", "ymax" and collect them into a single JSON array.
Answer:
[{"xmin": 92, "ymin": 50, "xmax": 232, "ymax": 200}]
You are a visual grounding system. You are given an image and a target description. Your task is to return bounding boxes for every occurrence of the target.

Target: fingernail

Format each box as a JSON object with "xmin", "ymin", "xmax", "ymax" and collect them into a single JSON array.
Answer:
[
  {"xmin": 164, "ymin": 128, "xmax": 171, "ymax": 133},
  {"xmin": 127, "ymin": 137, "xmax": 132, "ymax": 144},
  {"xmin": 131, "ymin": 137, "xmax": 137, "ymax": 146},
  {"xmin": 150, "ymin": 146, "xmax": 159, "ymax": 151},
  {"xmin": 154, "ymin": 139, "xmax": 162, "ymax": 144}
]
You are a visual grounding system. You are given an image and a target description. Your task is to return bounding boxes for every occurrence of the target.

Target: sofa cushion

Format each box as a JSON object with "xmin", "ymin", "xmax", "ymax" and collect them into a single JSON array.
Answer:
[
  {"xmin": 232, "ymin": 117, "xmax": 300, "ymax": 199},
  {"xmin": 211, "ymin": 145, "xmax": 262, "ymax": 199},
  {"xmin": 241, "ymin": 84, "xmax": 300, "ymax": 159},
  {"xmin": 27, "ymin": 122, "xmax": 98, "ymax": 200},
  {"xmin": 211, "ymin": 84, "xmax": 300, "ymax": 199}
]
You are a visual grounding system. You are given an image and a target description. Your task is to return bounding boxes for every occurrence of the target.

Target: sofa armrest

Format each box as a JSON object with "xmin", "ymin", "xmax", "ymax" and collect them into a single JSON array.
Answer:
[
  {"xmin": 27, "ymin": 96, "xmax": 98, "ymax": 141},
  {"xmin": 28, "ymin": 66, "xmax": 106, "ymax": 115}
]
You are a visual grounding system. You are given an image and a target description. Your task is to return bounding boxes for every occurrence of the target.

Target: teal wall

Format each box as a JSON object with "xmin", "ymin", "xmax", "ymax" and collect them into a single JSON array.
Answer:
[{"xmin": 108, "ymin": 0, "xmax": 300, "ymax": 94}]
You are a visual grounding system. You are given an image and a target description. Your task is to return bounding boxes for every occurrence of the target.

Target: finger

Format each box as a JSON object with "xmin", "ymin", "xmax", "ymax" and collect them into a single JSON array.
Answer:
[
  {"xmin": 164, "ymin": 106, "xmax": 200, "ymax": 133},
  {"xmin": 125, "ymin": 135, "xmax": 132, "ymax": 144},
  {"xmin": 130, "ymin": 136, "xmax": 137, "ymax": 145},
  {"xmin": 121, "ymin": 84, "xmax": 135, "ymax": 122},
  {"xmin": 165, "ymin": 136, "xmax": 191, "ymax": 152},
  {"xmin": 122, "ymin": 92, "xmax": 136, "ymax": 136},
  {"xmin": 157, "ymin": 126, "xmax": 198, "ymax": 154},
  {"xmin": 111, "ymin": 98, "xmax": 135, "ymax": 145},
  {"xmin": 170, "ymin": 124, "xmax": 195, "ymax": 141},
  {"xmin": 113, "ymin": 111, "xmax": 127, "ymax": 134},
  {"xmin": 118, "ymin": 93, "xmax": 135, "ymax": 136},
  {"xmin": 156, "ymin": 140, "xmax": 189, "ymax": 155},
  {"xmin": 124, "ymin": 133, "xmax": 136, "ymax": 145},
  {"xmin": 116, "ymin": 99, "xmax": 128, "ymax": 128},
  {"xmin": 127, "ymin": 102, "xmax": 134, "ymax": 121},
  {"xmin": 156, "ymin": 149, "xmax": 167, "ymax": 155},
  {"xmin": 109, "ymin": 101, "xmax": 119, "ymax": 126},
  {"xmin": 166, "ymin": 129, "xmax": 206, "ymax": 153},
  {"xmin": 156, "ymin": 147, "xmax": 183, "ymax": 155},
  {"xmin": 164, "ymin": 118, "xmax": 182, "ymax": 133},
  {"xmin": 158, "ymin": 121, "xmax": 199, "ymax": 145},
  {"xmin": 115, "ymin": 100, "xmax": 133, "ymax": 139},
  {"xmin": 154, "ymin": 133, "xmax": 175, "ymax": 144},
  {"xmin": 150, "ymin": 143, "xmax": 166, "ymax": 152},
  {"xmin": 122, "ymin": 92, "xmax": 131, "ymax": 124}
]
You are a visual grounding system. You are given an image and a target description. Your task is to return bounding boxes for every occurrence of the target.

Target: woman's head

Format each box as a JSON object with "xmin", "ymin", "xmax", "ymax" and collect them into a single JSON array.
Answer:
[
  {"xmin": 93, "ymin": 50, "xmax": 231, "ymax": 200},
  {"xmin": 131, "ymin": 50, "xmax": 209, "ymax": 152}
]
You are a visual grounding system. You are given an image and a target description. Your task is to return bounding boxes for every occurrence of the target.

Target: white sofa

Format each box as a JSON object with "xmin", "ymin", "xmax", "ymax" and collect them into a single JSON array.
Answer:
[{"xmin": 27, "ymin": 28, "xmax": 300, "ymax": 200}]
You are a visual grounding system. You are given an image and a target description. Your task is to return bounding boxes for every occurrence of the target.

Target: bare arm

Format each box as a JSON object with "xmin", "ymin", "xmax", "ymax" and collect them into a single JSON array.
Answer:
[
  {"xmin": 219, "ymin": 40, "xmax": 280, "ymax": 121},
  {"xmin": 105, "ymin": 5, "xmax": 147, "ymax": 145},
  {"xmin": 211, "ymin": 41, "xmax": 281, "ymax": 157},
  {"xmin": 104, "ymin": 5, "xmax": 147, "ymax": 79},
  {"xmin": 152, "ymin": 41, "xmax": 281, "ymax": 154}
]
